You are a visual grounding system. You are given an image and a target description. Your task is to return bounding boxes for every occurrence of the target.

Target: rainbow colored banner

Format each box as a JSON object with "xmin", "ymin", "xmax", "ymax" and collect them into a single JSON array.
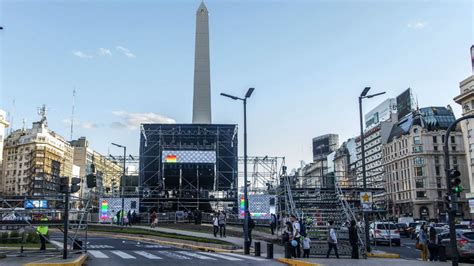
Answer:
[
  {"xmin": 166, "ymin": 155, "xmax": 177, "ymax": 163},
  {"xmin": 100, "ymin": 200, "xmax": 108, "ymax": 221}
]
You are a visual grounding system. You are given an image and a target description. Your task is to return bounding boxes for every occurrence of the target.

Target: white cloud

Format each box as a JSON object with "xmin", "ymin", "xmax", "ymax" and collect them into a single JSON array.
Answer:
[
  {"xmin": 407, "ymin": 21, "xmax": 427, "ymax": 29},
  {"xmin": 82, "ymin": 122, "xmax": 100, "ymax": 129},
  {"xmin": 116, "ymin": 46, "xmax": 136, "ymax": 58},
  {"xmin": 73, "ymin": 51, "xmax": 93, "ymax": 59},
  {"xmin": 112, "ymin": 111, "xmax": 175, "ymax": 129},
  {"xmin": 99, "ymin": 48, "xmax": 112, "ymax": 56}
]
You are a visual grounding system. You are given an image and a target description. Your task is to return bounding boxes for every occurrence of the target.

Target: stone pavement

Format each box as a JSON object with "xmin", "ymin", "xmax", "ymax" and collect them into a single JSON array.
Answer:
[{"xmin": 288, "ymin": 258, "xmax": 465, "ymax": 266}]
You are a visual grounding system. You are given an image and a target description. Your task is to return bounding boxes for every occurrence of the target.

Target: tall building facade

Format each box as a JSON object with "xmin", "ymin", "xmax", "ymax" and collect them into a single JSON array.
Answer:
[
  {"xmin": 0, "ymin": 109, "xmax": 9, "ymax": 193},
  {"xmin": 383, "ymin": 107, "xmax": 470, "ymax": 220},
  {"xmin": 70, "ymin": 137, "xmax": 123, "ymax": 197},
  {"xmin": 454, "ymin": 75, "xmax": 474, "ymax": 200},
  {"xmin": 1, "ymin": 118, "xmax": 73, "ymax": 196}
]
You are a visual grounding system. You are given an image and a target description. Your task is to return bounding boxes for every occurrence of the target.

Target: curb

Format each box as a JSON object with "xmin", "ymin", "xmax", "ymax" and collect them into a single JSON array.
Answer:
[
  {"xmin": 22, "ymin": 253, "xmax": 88, "ymax": 266},
  {"xmin": 367, "ymin": 252, "xmax": 400, "ymax": 259},
  {"xmin": 89, "ymin": 231, "xmax": 240, "ymax": 253},
  {"xmin": 0, "ymin": 252, "xmax": 6, "ymax": 259},
  {"xmin": 276, "ymin": 258, "xmax": 321, "ymax": 266}
]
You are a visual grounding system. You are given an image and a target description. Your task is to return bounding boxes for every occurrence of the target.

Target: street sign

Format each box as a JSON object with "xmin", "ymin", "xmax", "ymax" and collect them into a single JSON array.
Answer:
[{"xmin": 360, "ymin": 192, "xmax": 373, "ymax": 212}]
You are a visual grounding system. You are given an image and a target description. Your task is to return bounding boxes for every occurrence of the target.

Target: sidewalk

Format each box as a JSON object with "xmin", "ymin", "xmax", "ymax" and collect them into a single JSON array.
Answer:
[{"xmin": 277, "ymin": 258, "xmax": 456, "ymax": 266}]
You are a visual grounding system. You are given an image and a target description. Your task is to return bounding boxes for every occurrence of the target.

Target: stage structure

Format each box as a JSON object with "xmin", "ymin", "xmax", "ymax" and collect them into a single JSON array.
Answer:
[{"xmin": 139, "ymin": 124, "xmax": 238, "ymax": 212}]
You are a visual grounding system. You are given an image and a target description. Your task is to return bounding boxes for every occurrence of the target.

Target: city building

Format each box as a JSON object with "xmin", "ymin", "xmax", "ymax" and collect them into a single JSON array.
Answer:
[
  {"xmin": 1, "ymin": 107, "xmax": 74, "ymax": 196},
  {"xmin": 333, "ymin": 138, "xmax": 357, "ymax": 187},
  {"xmin": 365, "ymin": 98, "xmax": 397, "ymax": 131},
  {"xmin": 454, "ymin": 74, "xmax": 474, "ymax": 200},
  {"xmin": 70, "ymin": 137, "xmax": 123, "ymax": 197},
  {"xmin": 383, "ymin": 107, "xmax": 470, "ymax": 220},
  {"xmin": 0, "ymin": 109, "xmax": 9, "ymax": 192},
  {"xmin": 312, "ymin": 134, "xmax": 339, "ymax": 161}
]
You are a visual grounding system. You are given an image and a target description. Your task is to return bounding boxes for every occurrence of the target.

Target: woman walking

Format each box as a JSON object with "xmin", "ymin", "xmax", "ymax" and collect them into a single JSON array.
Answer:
[
  {"xmin": 428, "ymin": 226, "xmax": 439, "ymax": 261},
  {"xmin": 212, "ymin": 213, "xmax": 219, "ymax": 237},
  {"xmin": 419, "ymin": 224, "xmax": 429, "ymax": 261}
]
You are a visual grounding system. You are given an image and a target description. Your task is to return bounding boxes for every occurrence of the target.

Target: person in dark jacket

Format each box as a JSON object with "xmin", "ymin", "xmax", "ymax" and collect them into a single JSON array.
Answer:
[
  {"xmin": 349, "ymin": 220, "xmax": 359, "ymax": 259},
  {"xmin": 428, "ymin": 226, "xmax": 439, "ymax": 261}
]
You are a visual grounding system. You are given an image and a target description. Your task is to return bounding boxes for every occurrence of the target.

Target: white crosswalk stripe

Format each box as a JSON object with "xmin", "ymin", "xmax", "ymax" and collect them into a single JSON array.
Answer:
[
  {"xmin": 111, "ymin": 250, "xmax": 136, "ymax": 259},
  {"xmin": 88, "ymin": 245, "xmax": 114, "ymax": 249},
  {"xmin": 223, "ymin": 252, "xmax": 268, "ymax": 261},
  {"xmin": 176, "ymin": 251, "xmax": 217, "ymax": 260},
  {"xmin": 88, "ymin": 250, "xmax": 109, "ymax": 259},
  {"xmin": 157, "ymin": 250, "xmax": 191, "ymax": 260},
  {"xmin": 133, "ymin": 251, "xmax": 162, "ymax": 259},
  {"xmin": 198, "ymin": 252, "xmax": 242, "ymax": 261}
]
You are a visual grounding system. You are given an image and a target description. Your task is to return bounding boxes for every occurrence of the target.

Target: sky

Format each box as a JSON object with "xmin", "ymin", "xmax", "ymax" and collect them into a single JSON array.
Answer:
[{"xmin": 0, "ymin": 0, "xmax": 473, "ymax": 170}]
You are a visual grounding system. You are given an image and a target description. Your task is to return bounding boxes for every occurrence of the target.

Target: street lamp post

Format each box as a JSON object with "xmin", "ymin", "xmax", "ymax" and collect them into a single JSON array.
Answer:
[
  {"xmin": 221, "ymin": 87, "xmax": 255, "ymax": 255},
  {"xmin": 359, "ymin": 87, "xmax": 386, "ymax": 253},
  {"xmin": 112, "ymin": 142, "xmax": 126, "ymax": 226}
]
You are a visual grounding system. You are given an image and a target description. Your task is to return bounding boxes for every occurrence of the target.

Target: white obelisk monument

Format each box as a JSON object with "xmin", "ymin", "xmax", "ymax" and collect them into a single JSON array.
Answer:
[{"xmin": 192, "ymin": 2, "xmax": 212, "ymax": 124}]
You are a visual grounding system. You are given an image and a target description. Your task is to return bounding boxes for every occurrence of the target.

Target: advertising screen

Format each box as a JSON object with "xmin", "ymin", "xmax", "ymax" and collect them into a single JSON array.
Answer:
[
  {"xmin": 162, "ymin": 150, "xmax": 216, "ymax": 164},
  {"xmin": 24, "ymin": 200, "xmax": 48, "ymax": 209}
]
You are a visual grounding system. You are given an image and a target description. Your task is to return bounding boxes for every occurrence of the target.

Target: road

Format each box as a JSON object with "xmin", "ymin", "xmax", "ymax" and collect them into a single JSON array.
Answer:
[
  {"xmin": 373, "ymin": 236, "xmax": 421, "ymax": 260},
  {"xmin": 65, "ymin": 234, "xmax": 281, "ymax": 266}
]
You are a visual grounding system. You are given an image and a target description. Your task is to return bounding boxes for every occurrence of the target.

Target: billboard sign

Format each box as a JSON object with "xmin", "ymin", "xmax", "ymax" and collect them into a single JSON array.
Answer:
[
  {"xmin": 396, "ymin": 88, "xmax": 414, "ymax": 120},
  {"xmin": 162, "ymin": 150, "xmax": 216, "ymax": 164},
  {"xmin": 99, "ymin": 197, "xmax": 140, "ymax": 223},
  {"xmin": 239, "ymin": 194, "xmax": 277, "ymax": 220},
  {"xmin": 25, "ymin": 200, "xmax": 48, "ymax": 209},
  {"xmin": 360, "ymin": 192, "xmax": 373, "ymax": 212}
]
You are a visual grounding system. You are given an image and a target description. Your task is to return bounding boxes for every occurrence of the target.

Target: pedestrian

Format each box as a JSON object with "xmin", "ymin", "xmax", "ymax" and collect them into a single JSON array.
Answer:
[
  {"xmin": 428, "ymin": 226, "xmax": 439, "ymax": 261},
  {"xmin": 212, "ymin": 213, "xmax": 219, "ymax": 237},
  {"xmin": 116, "ymin": 210, "xmax": 121, "ymax": 225},
  {"xmin": 326, "ymin": 220, "xmax": 339, "ymax": 258},
  {"xmin": 302, "ymin": 235, "xmax": 311, "ymax": 258},
  {"xmin": 270, "ymin": 213, "xmax": 277, "ymax": 235},
  {"xmin": 290, "ymin": 214, "xmax": 301, "ymax": 258},
  {"xmin": 36, "ymin": 215, "xmax": 49, "ymax": 251},
  {"xmin": 418, "ymin": 224, "xmax": 429, "ymax": 261},
  {"xmin": 132, "ymin": 210, "xmax": 137, "ymax": 225},
  {"xmin": 193, "ymin": 209, "xmax": 199, "ymax": 225},
  {"xmin": 150, "ymin": 211, "xmax": 157, "ymax": 228},
  {"xmin": 218, "ymin": 211, "xmax": 226, "ymax": 237},
  {"xmin": 187, "ymin": 211, "xmax": 193, "ymax": 223},
  {"xmin": 349, "ymin": 220, "xmax": 359, "ymax": 259},
  {"xmin": 127, "ymin": 210, "xmax": 132, "ymax": 226},
  {"xmin": 246, "ymin": 211, "xmax": 255, "ymax": 245}
]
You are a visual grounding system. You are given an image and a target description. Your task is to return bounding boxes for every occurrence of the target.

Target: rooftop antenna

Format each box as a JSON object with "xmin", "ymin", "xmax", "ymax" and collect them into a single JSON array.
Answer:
[
  {"xmin": 22, "ymin": 118, "xmax": 26, "ymax": 131},
  {"xmin": 70, "ymin": 87, "xmax": 76, "ymax": 141},
  {"xmin": 8, "ymin": 99, "xmax": 15, "ymax": 134}
]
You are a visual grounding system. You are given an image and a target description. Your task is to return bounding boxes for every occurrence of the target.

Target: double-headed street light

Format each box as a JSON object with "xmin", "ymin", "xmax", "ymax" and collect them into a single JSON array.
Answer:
[
  {"xmin": 359, "ymin": 87, "xmax": 386, "ymax": 253},
  {"xmin": 221, "ymin": 87, "xmax": 254, "ymax": 254},
  {"xmin": 111, "ymin": 142, "xmax": 126, "ymax": 226}
]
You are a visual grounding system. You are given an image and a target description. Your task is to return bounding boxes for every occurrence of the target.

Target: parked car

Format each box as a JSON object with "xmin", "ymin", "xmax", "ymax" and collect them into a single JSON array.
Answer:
[
  {"xmin": 408, "ymin": 222, "xmax": 420, "ymax": 239},
  {"xmin": 396, "ymin": 223, "xmax": 410, "ymax": 237},
  {"xmin": 439, "ymin": 230, "xmax": 474, "ymax": 261},
  {"xmin": 455, "ymin": 224, "xmax": 470, "ymax": 230},
  {"xmin": 370, "ymin": 222, "xmax": 401, "ymax": 246}
]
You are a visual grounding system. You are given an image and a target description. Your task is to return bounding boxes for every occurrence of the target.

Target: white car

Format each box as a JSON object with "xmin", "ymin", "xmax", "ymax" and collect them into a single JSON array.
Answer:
[{"xmin": 370, "ymin": 222, "xmax": 401, "ymax": 246}]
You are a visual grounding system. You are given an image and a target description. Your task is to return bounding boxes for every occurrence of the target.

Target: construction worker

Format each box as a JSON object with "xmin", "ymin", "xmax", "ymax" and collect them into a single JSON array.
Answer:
[{"xmin": 36, "ymin": 215, "xmax": 49, "ymax": 251}]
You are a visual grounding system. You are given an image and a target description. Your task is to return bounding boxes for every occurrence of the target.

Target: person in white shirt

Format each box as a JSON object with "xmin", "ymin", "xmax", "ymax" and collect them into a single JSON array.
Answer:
[
  {"xmin": 303, "ymin": 236, "xmax": 311, "ymax": 258},
  {"xmin": 326, "ymin": 220, "xmax": 339, "ymax": 258},
  {"xmin": 212, "ymin": 213, "xmax": 219, "ymax": 237},
  {"xmin": 290, "ymin": 214, "xmax": 301, "ymax": 258}
]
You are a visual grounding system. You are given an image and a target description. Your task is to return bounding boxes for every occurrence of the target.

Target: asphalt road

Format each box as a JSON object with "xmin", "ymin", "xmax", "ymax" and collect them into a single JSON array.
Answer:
[
  {"xmin": 373, "ymin": 236, "xmax": 421, "ymax": 260},
  {"xmin": 77, "ymin": 234, "xmax": 282, "ymax": 266}
]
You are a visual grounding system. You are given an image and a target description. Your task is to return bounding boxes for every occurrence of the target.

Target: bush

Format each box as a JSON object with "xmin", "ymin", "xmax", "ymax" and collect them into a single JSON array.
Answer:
[
  {"xmin": 9, "ymin": 230, "xmax": 20, "ymax": 244},
  {"xmin": 27, "ymin": 232, "xmax": 39, "ymax": 243},
  {"xmin": 0, "ymin": 232, "xmax": 8, "ymax": 244}
]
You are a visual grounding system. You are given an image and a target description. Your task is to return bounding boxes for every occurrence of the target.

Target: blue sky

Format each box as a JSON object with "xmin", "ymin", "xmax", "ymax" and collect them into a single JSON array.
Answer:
[{"xmin": 0, "ymin": 0, "xmax": 473, "ymax": 169}]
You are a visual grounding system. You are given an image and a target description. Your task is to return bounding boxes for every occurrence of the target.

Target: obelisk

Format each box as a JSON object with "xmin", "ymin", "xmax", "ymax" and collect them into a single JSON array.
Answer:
[{"xmin": 192, "ymin": 1, "xmax": 212, "ymax": 124}]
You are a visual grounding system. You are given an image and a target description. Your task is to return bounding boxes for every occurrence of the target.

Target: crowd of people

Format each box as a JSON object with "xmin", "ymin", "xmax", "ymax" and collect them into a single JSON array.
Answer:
[
  {"xmin": 417, "ymin": 224, "xmax": 440, "ymax": 261},
  {"xmin": 112, "ymin": 209, "xmax": 138, "ymax": 226}
]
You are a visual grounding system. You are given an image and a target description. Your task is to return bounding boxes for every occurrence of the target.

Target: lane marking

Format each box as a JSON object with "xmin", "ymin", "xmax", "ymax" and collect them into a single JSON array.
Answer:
[
  {"xmin": 88, "ymin": 250, "xmax": 109, "ymax": 259},
  {"xmin": 198, "ymin": 252, "xmax": 242, "ymax": 261},
  {"xmin": 222, "ymin": 252, "xmax": 267, "ymax": 261},
  {"xmin": 157, "ymin": 250, "xmax": 191, "ymax": 260},
  {"xmin": 111, "ymin": 250, "xmax": 136, "ymax": 259},
  {"xmin": 133, "ymin": 251, "xmax": 162, "ymax": 259},
  {"xmin": 176, "ymin": 251, "xmax": 217, "ymax": 260}
]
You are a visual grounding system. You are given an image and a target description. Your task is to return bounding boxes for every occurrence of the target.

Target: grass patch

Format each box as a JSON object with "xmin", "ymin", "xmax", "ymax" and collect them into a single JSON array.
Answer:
[{"xmin": 88, "ymin": 226, "xmax": 232, "ymax": 246}]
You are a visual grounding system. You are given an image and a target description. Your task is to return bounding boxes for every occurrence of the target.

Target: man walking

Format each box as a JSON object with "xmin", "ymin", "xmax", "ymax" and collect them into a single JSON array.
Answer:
[
  {"xmin": 326, "ymin": 220, "xmax": 339, "ymax": 258},
  {"xmin": 348, "ymin": 220, "xmax": 359, "ymax": 259},
  {"xmin": 290, "ymin": 214, "xmax": 301, "ymax": 258},
  {"xmin": 218, "ymin": 211, "xmax": 226, "ymax": 237},
  {"xmin": 270, "ymin": 213, "xmax": 277, "ymax": 235}
]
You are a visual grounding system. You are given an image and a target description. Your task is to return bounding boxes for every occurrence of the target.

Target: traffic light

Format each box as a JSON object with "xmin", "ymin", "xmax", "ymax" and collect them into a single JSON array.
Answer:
[
  {"xmin": 70, "ymin": 177, "xmax": 81, "ymax": 193},
  {"xmin": 59, "ymin": 176, "xmax": 69, "ymax": 194},
  {"xmin": 449, "ymin": 169, "xmax": 463, "ymax": 196},
  {"xmin": 445, "ymin": 194, "xmax": 452, "ymax": 210},
  {"xmin": 86, "ymin": 173, "xmax": 97, "ymax": 188}
]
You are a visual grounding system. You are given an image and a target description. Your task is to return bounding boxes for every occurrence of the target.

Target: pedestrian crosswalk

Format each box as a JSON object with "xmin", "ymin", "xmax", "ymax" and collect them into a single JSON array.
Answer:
[{"xmin": 88, "ymin": 249, "xmax": 270, "ymax": 262}]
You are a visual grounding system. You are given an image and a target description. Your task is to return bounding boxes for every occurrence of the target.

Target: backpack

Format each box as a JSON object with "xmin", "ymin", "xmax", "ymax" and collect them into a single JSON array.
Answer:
[{"xmin": 300, "ymin": 221, "xmax": 307, "ymax": 237}]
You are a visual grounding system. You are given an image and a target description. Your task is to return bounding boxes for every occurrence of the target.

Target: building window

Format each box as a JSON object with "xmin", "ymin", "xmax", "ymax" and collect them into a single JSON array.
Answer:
[
  {"xmin": 435, "ymin": 156, "xmax": 440, "ymax": 165},
  {"xmin": 453, "ymin": 156, "xmax": 458, "ymax": 165},
  {"xmin": 437, "ymin": 178, "xmax": 442, "ymax": 188},
  {"xmin": 435, "ymin": 166, "xmax": 440, "ymax": 176},
  {"xmin": 452, "ymin": 146, "xmax": 456, "ymax": 151},
  {"xmin": 413, "ymin": 136, "xmax": 421, "ymax": 145},
  {"xmin": 413, "ymin": 146, "xmax": 423, "ymax": 153},
  {"xmin": 415, "ymin": 167, "xmax": 424, "ymax": 176},
  {"xmin": 451, "ymin": 136, "xmax": 455, "ymax": 144},
  {"xmin": 416, "ymin": 191, "xmax": 427, "ymax": 198},
  {"xmin": 433, "ymin": 136, "xmax": 437, "ymax": 143},
  {"xmin": 438, "ymin": 191, "xmax": 442, "ymax": 198},
  {"xmin": 434, "ymin": 146, "xmax": 439, "ymax": 151},
  {"xmin": 414, "ymin": 157, "xmax": 424, "ymax": 166},
  {"xmin": 415, "ymin": 179, "xmax": 424, "ymax": 188},
  {"xmin": 442, "ymin": 135, "xmax": 445, "ymax": 143}
]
